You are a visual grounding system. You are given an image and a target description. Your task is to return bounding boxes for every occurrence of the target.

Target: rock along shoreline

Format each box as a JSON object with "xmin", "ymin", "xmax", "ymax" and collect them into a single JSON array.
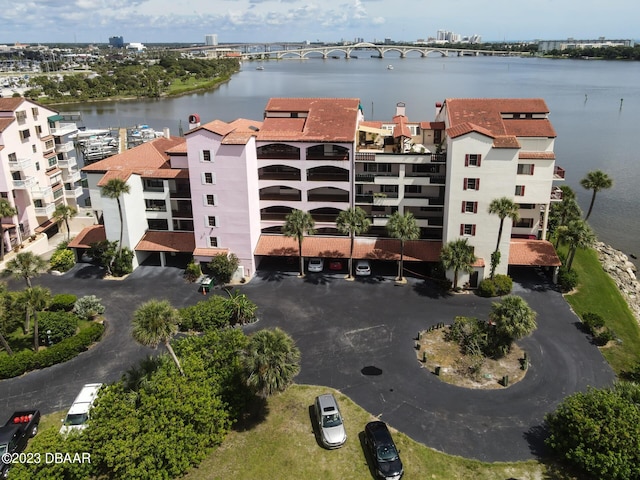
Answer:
[{"xmin": 594, "ymin": 241, "xmax": 640, "ymax": 322}]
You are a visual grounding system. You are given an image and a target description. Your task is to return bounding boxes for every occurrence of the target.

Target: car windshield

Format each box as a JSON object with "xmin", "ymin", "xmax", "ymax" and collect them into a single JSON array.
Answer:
[
  {"xmin": 63, "ymin": 413, "xmax": 88, "ymax": 426},
  {"xmin": 377, "ymin": 444, "xmax": 399, "ymax": 462},
  {"xmin": 322, "ymin": 413, "xmax": 343, "ymax": 428}
]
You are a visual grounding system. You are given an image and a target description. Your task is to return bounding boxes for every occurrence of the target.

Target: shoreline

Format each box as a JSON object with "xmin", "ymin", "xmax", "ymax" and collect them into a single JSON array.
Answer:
[{"xmin": 594, "ymin": 241, "xmax": 640, "ymax": 322}]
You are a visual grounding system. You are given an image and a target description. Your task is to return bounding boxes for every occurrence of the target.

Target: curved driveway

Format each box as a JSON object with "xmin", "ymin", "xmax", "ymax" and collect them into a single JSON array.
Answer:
[{"xmin": 0, "ymin": 264, "xmax": 614, "ymax": 462}]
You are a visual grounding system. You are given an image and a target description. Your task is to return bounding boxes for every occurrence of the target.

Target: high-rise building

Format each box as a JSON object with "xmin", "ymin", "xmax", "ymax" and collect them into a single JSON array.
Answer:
[
  {"xmin": 108, "ymin": 36, "xmax": 124, "ymax": 48},
  {"xmin": 205, "ymin": 34, "xmax": 218, "ymax": 46}
]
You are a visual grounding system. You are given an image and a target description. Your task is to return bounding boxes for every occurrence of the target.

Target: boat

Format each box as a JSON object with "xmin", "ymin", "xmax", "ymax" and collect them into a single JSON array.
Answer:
[
  {"xmin": 387, "ymin": 64, "xmax": 394, "ymax": 70},
  {"xmin": 256, "ymin": 66, "xmax": 264, "ymax": 70}
]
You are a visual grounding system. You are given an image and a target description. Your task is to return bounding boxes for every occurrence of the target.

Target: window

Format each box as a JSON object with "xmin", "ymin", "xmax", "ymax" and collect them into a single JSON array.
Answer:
[
  {"xmin": 412, "ymin": 164, "xmax": 439, "ymax": 173},
  {"xmin": 462, "ymin": 201, "xmax": 478, "ymax": 213},
  {"xmin": 364, "ymin": 163, "xmax": 391, "ymax": 173},
  {"xmin": 460, "ymin": 224, "xmax": 476, "ymax": 236},
  {"xmin": 19, "ymin": 129, "xmax": 30, "ymax": 140},
  {"xmin": 8, "ymin": 153, "xmax": 16, "ymax": 162},
  {"xmin": 463, "ymin": 178, "xmax": 480, "ymax": 190},
  {"xmin": 143, "ymin": 179, "xmax": 164, "ymax": 191},
  {"xmin": 31, "ymin": 107, "xmax": 39, "ymax": 118},
  {"xmin": 35, "ymin": 125, "xmax": 42, "ymax": 136},
  {"xmin": 144, "ymin": 199, "xmax": 166, "ymax": 211},
  {"xmin": 201, "ymin": 150, "xmax": 212, "ymax": 162},
  {"xmin": 44, "ymin": 139, "xmax": 54, "ymax": 151},
  {"xmin": 404, "ymin": 185, "xmax": 422, "ymax": 194},
  {"xmin": 34, "ymin": 199, "xmax": 43, "ymax": 208},
  {"xmin": 518, "ymin": 203, "xmax": 536, "ymax": 209},
  {"xmin": 515, "ymin": 185, "xmax": 526, "ymax": 196},
  {"xmin": 381, "ymin": 185, "xmax": 398, "ymax": 194},
  {"xmin": 517, "ymin": 164, "xmax": 535, "ymax": 175},
  {"xmin": 465, "ymin": 154, "xmax": 481, "ymax": 167},
  {"xmin": 35, "ymin": 162, "xmax": 40, "ymax": 171},
  {"xmin": 16, "ymin": 110, "xmax": 26, "ymax": 121},
  {"xmin": 206, "ymin": 216, "xmax": 217, "ymax": 227},
  {"xmin": 32, "ymin": 145, "xmax": 37, "ymax": 153},
  {"xmin": 147, "ymin": 219, "xmax": 169, "ymax": 230},
  {"xmin": 203, "ymin": 194, "xmax": 217, "ymax": 206},
  {"xmin": 515, "ymin": 218, "xmax": 535, "ymax": 228},
  {"xmin": 201, "ymin": 172, "xmax": 215, "ymax": 184},
  {"xmin": 48, "ymin": 157, "xmax": 57, "ymax": 168},
  {"xmin": 209, "ymin": 237, "xmax": 218, "ymax": 247}
]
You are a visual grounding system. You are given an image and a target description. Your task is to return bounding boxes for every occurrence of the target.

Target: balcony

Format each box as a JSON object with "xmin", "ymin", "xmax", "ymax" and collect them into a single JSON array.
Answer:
[
  {"xmin": 55, "ymin": 141, "xmax": 74, "ymax": 154},
  {"xmin": 12, "ymin": 176, "xmax": 37, "ymax": 189},
  {"xmin": 554, "ymin": 166, "xmax": 566, "ymax": 180},
  {"xmin": 64, "ymin": 170, "xmax": 82, "ymax": 183},
  {"xmin": 34, "ymin": 203, "xmax": 55, "ymax": 216},
  {"xmin": 50, "ymin": 123, "xmax": 77, "ymax": 136},
  {"xmin": 64, "ymin": 186, "xmax": 83, "ymax": 198},
  {"xmin": 57, "ymin": 157, "xmax": 78, "ymax": 169},
  {"xmin": 551, "ymin": 186, "xmax": 563, "ymax": 202},
  {"xmin": 8, "ymin": 158, "xmax": 34, "ymax": 171},
  {"xmin": 31, "ymin": 185, "xmax": 53, "ymax": 199},
  {"xmin": 171, "ymin": 208, "xmax": 193, "ymax": 219}
]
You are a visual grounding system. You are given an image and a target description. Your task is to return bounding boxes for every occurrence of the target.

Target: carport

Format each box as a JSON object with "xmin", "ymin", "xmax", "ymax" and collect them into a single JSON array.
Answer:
[
  {"xmin": 508, "ymin": 238, "xmax": 562, "ymax": 282},
  {"xmin": 135, "ymin": 231, "xmax": 195, "ymax": 268},
  {"xmin": 67, "ymin": 225, "xmax": 106, "ymax": 262}
]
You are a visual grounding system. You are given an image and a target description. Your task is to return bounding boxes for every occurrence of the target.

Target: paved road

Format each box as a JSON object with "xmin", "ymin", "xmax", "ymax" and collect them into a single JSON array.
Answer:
[{"xmin": 0, "ymin": 264, "xmax": 614, "ymax": 462}]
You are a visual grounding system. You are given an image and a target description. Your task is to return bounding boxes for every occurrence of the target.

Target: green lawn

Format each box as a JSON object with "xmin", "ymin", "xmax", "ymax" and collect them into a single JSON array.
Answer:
[
  {"xmin": 167, "ymin": 75, "xmax": 232, "ymax": 96},
  {"xmin": 181, "ymin": 385, "xmax": 567, "ymax": 480},
  {"xmin": 564, "ymin": 247, "xmax": 640, "ymax": 373}
]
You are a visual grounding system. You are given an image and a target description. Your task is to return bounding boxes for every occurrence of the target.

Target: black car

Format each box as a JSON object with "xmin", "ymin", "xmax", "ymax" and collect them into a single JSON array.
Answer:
[{"xmin": 364, "ymin": 421, "xmax": 404, "ymax": 479}]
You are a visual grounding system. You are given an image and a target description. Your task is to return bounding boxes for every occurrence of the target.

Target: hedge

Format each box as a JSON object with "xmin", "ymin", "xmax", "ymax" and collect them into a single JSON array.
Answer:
[
  {"xmin": 49, "ymin": 294, "xmax": 78, "ymax": 312},
  {"xmin": 0, "ymin": 322, "xmax": 105, "ymax": 379}
]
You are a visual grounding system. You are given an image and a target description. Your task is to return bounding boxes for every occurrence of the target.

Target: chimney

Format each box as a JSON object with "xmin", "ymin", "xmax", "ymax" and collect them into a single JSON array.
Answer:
[
  {"xmin": 163, "ymin": 127, "xmax": 170, "ymax": 138},
  {"xmin": 188, "ymin": 113, "xmax": 201, "ymax": 130},
  {"xmin": 395, "ymin": 102, "xmax": 406, "ymax": 117}
]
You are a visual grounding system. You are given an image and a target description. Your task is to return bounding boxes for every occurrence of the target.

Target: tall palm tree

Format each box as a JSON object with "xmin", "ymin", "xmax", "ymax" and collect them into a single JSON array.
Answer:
[
  {"xmin": 488, "ymin": 197, "xmax": 520, "ymax": 278},
  {"xmin": 0, "ymin": 199, "xmax": 17, "ymax": 262},
  {"xmin": 53, "ymin": 204, "xmax": 77, "ymax": 241},
  {"xmin": 551, "ymin": 197, "xmax": 582, "ymax": 248},
  {"xmin": 242, "ymin": 327, "xmax": 301, "ymax": 398},
  {"xmin": 440, "ymin": 238, "xmax": 477, "ymax": 290},
  {"xmin": 336, "ymin": 207, "xmax": 371, "ymax": 279},
  {"xmin": 386, "ymin": 211, "xmax": 420, "ymax": 282},
  {"xmin": 21, "ymin": 286, "xmax": 51, "ymax": 351},
  {"xmin": 132, "ymin": 299, "xmax": 184, "ymax": 375},
  {"xmin": 3, "ymin": 251, "xmax": 48, "ymax": 288},
  {"xmin": 580, "ymin": 170, "xmax": 613, "ymax": 221},
  {"xmin": 282, "ymin": 209, "xmax": 315, "ymax": 277},
  {"xmin": 101, "ymin": 178, "xmax": 131, "ymax": 258},
  {"xmin": 556, "ymin": 219, "xmax": 595, "ymax": 271}
]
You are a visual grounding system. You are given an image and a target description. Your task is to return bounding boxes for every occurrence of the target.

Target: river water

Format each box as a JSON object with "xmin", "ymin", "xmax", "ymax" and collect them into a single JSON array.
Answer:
[{"xmin": 63, "ymin": 54, "xmax": 640, "ymax": 263}]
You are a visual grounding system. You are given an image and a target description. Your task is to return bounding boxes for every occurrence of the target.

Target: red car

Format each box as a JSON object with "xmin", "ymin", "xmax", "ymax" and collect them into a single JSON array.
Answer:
[{"xmin": 328, "ymin": 260, "xmax": 343, "ymax": 271}]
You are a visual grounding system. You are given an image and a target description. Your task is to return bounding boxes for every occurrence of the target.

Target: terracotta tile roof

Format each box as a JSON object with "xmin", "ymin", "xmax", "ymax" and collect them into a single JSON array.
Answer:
[
  {"xmin": 258, "ymin": 98, "xmax": 360, "ymax": 142},
  {"xmin": 96, "ymin": 170, "xmax": 132, "ymax": 187},
  {"xmin": 0, "ymin": 97, "xmax": 25, "ymax": 112},
  {"xmin": 508, "ymin": 239, "xmax": 561, "ymax": 266},
  {"xmin": 188, "ymin": 118, "xmax": 262, "ymax": 145},
  {"xmin": 135, "ymin": 231, "xmax": 195, "ymax": 252},
  {"xmin": 68, "ymin": 225, "xmax": 106, "ymax": 248},
  {"xmin": 420, "ymin": 121, "xmax": 445, "ymax": 129},
  {"xmin": 166, "ymin": 143, "xmax": 187, "ymax": 154},
  {"xmin": 0, "ymin": 118, "xmax": 14, "ymax": 132},
  {"xmin": 493, "ymin": 135, "xmax": 521, "ymax": 148},
  {"xmin": 193, "ymin": 247, "xmax": 230, "ymax": 257},
  {"xmin": 519, "ymin": 151, "xmax": 555, "ymax": 159},
  {"xmin": 503, "ymin": 119, "xmax": 556, "ymax": 138},
  {"xmin": 359, "ymin": 121, "xmax": 384, "ymax": 129},
  {"xmin": 392, "ymin": 116, "xmax": 412, "ymax": 138},
  {"xmin": 447, "ymin": 122, "xmax": 495, "ymax": 139},
  {"xmin": 254, "ymin": 235, "xmax": 443, "ymax": 262}
]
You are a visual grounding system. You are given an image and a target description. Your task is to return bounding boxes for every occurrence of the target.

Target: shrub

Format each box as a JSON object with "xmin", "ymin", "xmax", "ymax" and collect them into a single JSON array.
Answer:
[
  {"xmin": 184, "ymin": 260, "xmax": 202, "ymax": 283},
  {"xmin": 37, "ymin": 311, "xmax": 79, "ymax": 345},
  {"xmin": 0, "ymin": 350, "xmax": 35, "ymax": 379},
  {"xmin": 557, "ymin": 266, "xmax": 578, "ymax": 292},
  {"xmin": 445, "ymin": 316, "xmax": 488, "ymax": 356},
  {"xmin": 581, "ymin": 312, "xmax": 605, "ymax": 335},
  {"xmin": 477, "ymin": 279, "xmax": 496, "ymax": 297},
  {"xmin": 49, "ymin": 293, "xmax": 78, "ymax": 312},
  {"xmin": 178, "ymin": 295, "xmax": 232, "ymax": 331},
  {"xmin": 111, "ymin": 248, "xmax": 133, "ymax": 277},
  {"xmin": 477, "ymin": 274, "xmax": 513, "ymax": 297},
  {"xmin": 207, "ymin": 253, "xmax": 239, "ymax": 285},
  {"xmin": 74, "ymin": 295, "xmax": 105, "ymax": 320},
  {"xmin": 595, "ymin": 327, "xmax": 615, "ymax": 346},
  {"xmin": 49, "ymin": 248, "xmax": 75, "ymax": 272}
]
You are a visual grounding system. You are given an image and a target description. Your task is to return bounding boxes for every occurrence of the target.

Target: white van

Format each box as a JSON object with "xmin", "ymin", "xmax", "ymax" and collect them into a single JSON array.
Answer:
[{"xmin": 60, "ymin": 383, "xmax": 103, "ymax": 434}]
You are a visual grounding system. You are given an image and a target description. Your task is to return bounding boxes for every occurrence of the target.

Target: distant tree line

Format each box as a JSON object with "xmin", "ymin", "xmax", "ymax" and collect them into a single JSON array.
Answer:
[{"xmin": 545, "ymin": 45, "xmax": 640, "ymax": 60}]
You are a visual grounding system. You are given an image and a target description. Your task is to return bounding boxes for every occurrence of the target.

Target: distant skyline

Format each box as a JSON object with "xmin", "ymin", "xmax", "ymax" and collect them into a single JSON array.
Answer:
[{"xmin": 0, "ymin": 0, "xmax": 637, "ymax": 45}]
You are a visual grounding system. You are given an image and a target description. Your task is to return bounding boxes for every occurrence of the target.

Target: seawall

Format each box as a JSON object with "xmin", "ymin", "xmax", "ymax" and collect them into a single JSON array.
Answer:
[{"xmin": 595, "ymin": 242, "xmax": 640, "ymax": 322}]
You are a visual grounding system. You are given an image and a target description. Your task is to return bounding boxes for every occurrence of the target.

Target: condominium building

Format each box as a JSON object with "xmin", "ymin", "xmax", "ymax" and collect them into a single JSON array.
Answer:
[
  {"xmin": 0, "ymin": 98, "xmax": 82, "ymax": 252},
  {"xmin": 74, "ymin": 97, "xmax": 562, "ymax": 284}
]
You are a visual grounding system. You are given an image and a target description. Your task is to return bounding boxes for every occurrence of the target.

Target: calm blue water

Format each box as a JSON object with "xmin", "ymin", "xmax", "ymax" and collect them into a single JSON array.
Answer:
[{"xmin": 65, "ymin": 55, "xmax": 640, "ymax": 262}]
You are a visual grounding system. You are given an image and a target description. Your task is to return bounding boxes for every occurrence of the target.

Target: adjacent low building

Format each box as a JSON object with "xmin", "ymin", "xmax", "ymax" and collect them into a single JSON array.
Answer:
[{"xmin": 75, "ymin": 97, "xmax": 562, "ymax": 285}]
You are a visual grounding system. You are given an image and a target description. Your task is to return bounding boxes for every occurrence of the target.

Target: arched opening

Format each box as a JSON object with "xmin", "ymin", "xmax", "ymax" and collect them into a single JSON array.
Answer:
[
  {"xmin": 259, "ymin": 186, "xmax": 301, "ymax": 201},
  {"xmin": 309, "ymin": 207, "xmax": 342, "ymax": 223},
  {"xmin": 306, "ymin": 144, "xmax": 349, "ymax": 161},
  {"xmin": 260, "ymin": 206, "xmax": 294, "ymax": 221},
  {"xmin": 307, "ymin": 165, "xmax": 349, "ymax": 182},
  {"xmin": 258, "ymin": 165, "xmax": 301, "ymax": 181},
  {"xmin": 257, "ymin": 143, "xmax": 300, "ymax": 160},
  {"xmin": 307, "ymin": 187, "xmax": 349, "ymax": 203}
]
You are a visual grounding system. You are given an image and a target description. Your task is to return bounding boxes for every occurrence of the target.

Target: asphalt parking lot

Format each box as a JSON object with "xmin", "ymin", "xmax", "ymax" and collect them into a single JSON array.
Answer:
[{"xmin": 0, "ymin": 263, "xmax": 615, "ymax": 462}]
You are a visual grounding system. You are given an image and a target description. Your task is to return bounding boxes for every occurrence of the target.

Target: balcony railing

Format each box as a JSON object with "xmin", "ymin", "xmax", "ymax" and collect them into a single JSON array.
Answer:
[
  {"xmin": 55, "ymin": 141, "xmax": 74, "ymax": 153},
  {"xmin": 34, "ymin": 203, "xmax": 55, "ymax": 216},
  {"xmin": 355, "ymin": 152, "xmax": 376, "ymax": 162},
  {"xmin": 49, "ymin": 123, "xmax": 77, "ymax": 136},
  {"xmin": 8, "ymin": 158, "xmax": 34, "ymax": 171},
  {"xmin": 305, "ymin": 153, "xmax": 349, "ymax": 161},
  {"xmin": 12, "ymin": 176, "xmax": 37, "ymax": 189},
  {"xmin": 259, "ymin": 193, "xmax": 302, "ymax": 201},
  {"xmin": 551, "ymin": 186, "xmax": 563, "ymax": 201},
  {"xmin": 31, "ymin": 185, "xmax": 53, "ymax": 199},
  {"xmin": 307, "ymin": 194, "xmax": 349, "ymax": 203},
  {"xmin": 554, "ymin": 166, "xmax": 566, "ymax": 179},
  {"xmin": 64, "ymin": 170, "xmax": 82, "ymax": 183},
  {"xmin": 57, "ymin": 157, "xmax": 78, "ymax": 169},
  {"xmin": 306, "ymin": 173, "xmax": 349, "ymax": 182},
  {"xmin": 356, "ymin": 194, "xmax": 373, "ymax": 203},
  {"xmin": 171, "ymin": 209, "xmax": 193, "ymax": 219},
  {"xmin": 258, "ymin": 172, "xmax": 301, "ymax": 181},
  {"xmin": 64, "ymin": 186, "xmax": 83, "ymax": 198}
]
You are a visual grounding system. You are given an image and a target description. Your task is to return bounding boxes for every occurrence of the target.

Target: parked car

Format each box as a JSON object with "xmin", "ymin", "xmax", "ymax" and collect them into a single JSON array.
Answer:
[
  {"xmin": 355, "ymin": 260, "xmax": 372, "ymax": 276},
  {"xmin": 328, "ymin": 260, "xmax": 343, "ymax": 271},
  {"xmin": 0, "ymin": 410, "xmax": 40, "ymax": 479},
  {"xmin": 364, "ymin": 421, "xmax": 404, "ymax": 479},
  {"xmin": 308, "ymin": 257, "xmax": 324, "ymax": 272},
  {"xmin": 60, "ymin": 383, "xmax": 103, "ymax": 435},
  {"xmin": 314, "ymin": 393, "xmax": 347, "ymax": 449}
]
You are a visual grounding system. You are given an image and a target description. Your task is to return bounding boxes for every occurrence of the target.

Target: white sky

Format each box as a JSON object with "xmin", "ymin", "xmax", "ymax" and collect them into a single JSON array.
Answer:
[{"xmin": 0, "ymin": 0, "xmax": 637, "ymax": 44}]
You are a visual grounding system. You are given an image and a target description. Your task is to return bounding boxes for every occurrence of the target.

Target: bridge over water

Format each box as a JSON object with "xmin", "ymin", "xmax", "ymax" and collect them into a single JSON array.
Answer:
[{"xmin": 241, "ymin": 42, "xmax": 516, "ymax": 60}]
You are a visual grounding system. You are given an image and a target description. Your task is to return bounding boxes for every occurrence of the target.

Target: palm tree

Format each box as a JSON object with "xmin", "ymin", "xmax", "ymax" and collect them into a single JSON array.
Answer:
[
  {"xmin": 489, "ymin": 295, "xmax": 537, "ymax": 356},
  {"xmin": 386, "ymin": 211, "xmax": 420, "ymax": 282},
  {"xmin": 336, "ymin": 207, "xmax": 371, "ymax": 279},
  {"xmin": 551, "ymin": 196, "xmax": 582, "ymax": 248},
  {"xmin": 242, "ymin": 327, "xmax": 301, "ymax": 398},
  {"xmin": 101, "ymin": 178, "xmax": 131, "ymax": 258},
  {"xmin": 132, "ymin": 299, "xmax": 184, "ymax": 375},
  {"xmin": 53, "ymin": 204, "xmax": 77, "ymax": 241},
  {"xmin": 556, "ymin": 219, "xmax": 595, "ymax": 271},
  {"xmin": 0, "ymin": 199, "xmax": 17, "ymax": 261},
  {"xmin": 21, "ymin": 286, "xmax": 51, "ymax": 351},
  {"xmin": 440, "ymin": 238, "xmax": 477, "ymax": 290},
  {"xmin": 225, "ymin": 289, "xmax": 258, "ymax": 325},
  {"xmin": 580, "ymin": 170, "xmax": 613, "ymax": 221},
  {"xmin": 282, "ymin": 209, "xmax": 315, "ymax": 277},
  {"xmin": 3, "ymin": 251, "xmax": 48, "ymax": 288},
  {"xmin": 488, "ymin": 197, "xmax": 520, "ymax": 278}
]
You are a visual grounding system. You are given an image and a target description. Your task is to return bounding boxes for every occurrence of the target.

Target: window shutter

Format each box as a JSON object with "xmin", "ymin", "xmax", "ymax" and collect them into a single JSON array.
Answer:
[
  {"xmin": 522, "ymin": 185, "xmax": 525, "ymax": 195},
  {"xmin": 204, "ymin": 216, "xmax": 209, "ymax": 227},
  {"xmin": 199, "ymin": 151, "xmax": 204, "ymax": 162},
  {"xmin": 473, "ymin": 202, "xmax": 478, "ymax": 213},
  {"xmin": 461, "ymin": 201, "xmax": 466, "ymax": 213},
  {"xmin": 477, "ymin": 155, "xmax": 481, "ymax": 167},
  {"xmin": 201, "ymin": 172, "xmax": 206, "ymax": 184},
  {"xmin": 530, "ymin": 164, "xmax": 534, "ymax": 175},
  {"xmin": 202, "ymin": 194, "xmax": 208, "ymax": 206},
  {"xmin": 463, "ymin": 178, "xmax": 468, "ymax": 190},
  {"xmin": 476, "ymin": 178, "xmax": 480, "ymax": 190},
  {"xmin": 472, "ymin": 225, "xmax": 476, "ymax": 236},
  {"xmin": 465, "ymin": 154, "xmax": 469, "ymax": 167},
  {"xmin": 460, "ymin": 224, "xmax": 464, "ymax": 235}
]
